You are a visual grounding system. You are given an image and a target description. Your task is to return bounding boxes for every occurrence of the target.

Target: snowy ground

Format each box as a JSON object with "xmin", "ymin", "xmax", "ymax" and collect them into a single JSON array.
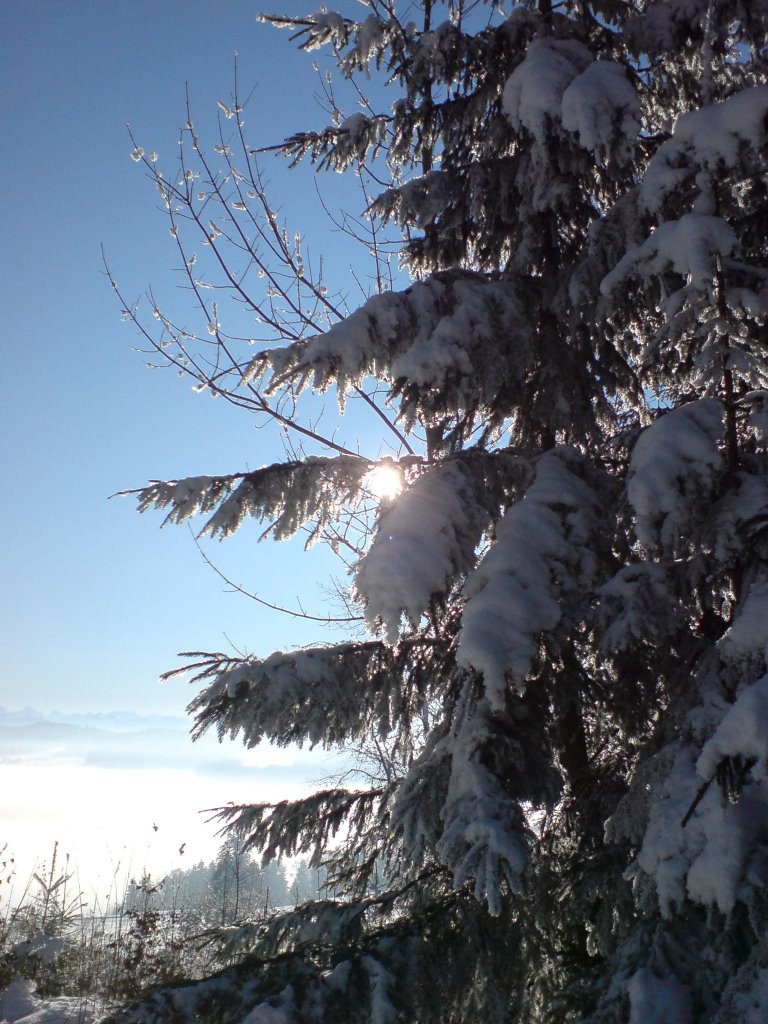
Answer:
[{"xmin": 0, "ymin": 979, "xmax": 100, "ymax": 1024}]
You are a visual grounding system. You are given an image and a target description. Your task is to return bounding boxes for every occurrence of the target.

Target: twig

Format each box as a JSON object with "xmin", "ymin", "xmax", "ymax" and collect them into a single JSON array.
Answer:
[{"xmin": 189, "ymin": 527, "xmax": 363, "ymax": 623}]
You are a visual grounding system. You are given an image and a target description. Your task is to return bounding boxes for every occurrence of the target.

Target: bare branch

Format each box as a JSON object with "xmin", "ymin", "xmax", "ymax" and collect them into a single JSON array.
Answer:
[{"xmin": 189, "ymin": 528, "xmax": 364, "ymax": 624}]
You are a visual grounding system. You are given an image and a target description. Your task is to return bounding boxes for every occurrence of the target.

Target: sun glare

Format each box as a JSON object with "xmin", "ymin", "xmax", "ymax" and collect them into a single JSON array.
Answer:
[{"xmin": 366, "ymin": 462, "xmax": 404, "ymax": 501}]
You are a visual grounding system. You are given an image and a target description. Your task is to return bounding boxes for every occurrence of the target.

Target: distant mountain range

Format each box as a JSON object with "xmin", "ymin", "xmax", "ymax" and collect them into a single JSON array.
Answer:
[
  {"xmin": 0, "ymin": 705, "xmax": 339, "ymax": 779},
  {"xmin": 0, "ymin": 706, "xmax": 187, "ymax": 732},
  {"xmin": 0, "ymin": 708, "xmax": 200, "ymax": 772}
]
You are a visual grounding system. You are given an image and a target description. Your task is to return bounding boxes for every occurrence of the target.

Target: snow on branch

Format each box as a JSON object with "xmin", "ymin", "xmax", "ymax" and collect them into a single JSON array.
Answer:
[
  {"xmin": 435, "ymin": 700, "xmax": 529, "ymax": 916},
  {"xmin": 355, "ymin": 459, "xmax": 501, "ymax": 644},
  {"xmin": 503, "ymin": 38, "xmax": 639, "ymax": 161},
  {"xmin": 697, "ymin": 674, "xmax": 768, "ymax": 781},
  {"xmin": 108, "ymin": 914, "xmax": 412, "ymax": 1024},
  {"xmin": 627, "ymin": 968, "xmax": 692, "ymax": 1024},
  {"xmin": 264, "ymin": 113, "xmax": 390, "ymax": 172},
  {"xmin": 623, "ymin": 738, "xmax": 768, "ymax": 917},
  {"xmin": 611, "ymin": 582, "xmax": 768, "ymax": 919},
  {"xmin": 627, "ymin": 399, "xmax": 724, "ymax": 555},
  {"xmin": 210, "ymin": 890, "xmax": 421, "ymax": 982},
  {"xmin": 215, "ymin": 787, "xmax": 386, "ymax": 865},
  {"xmin": 561, "ymin": 61, "xmax": 640, "ymax": 163},
  {"xmin": 182, "ymin": 642, "xmax": 404, "ymax": 750},
  {"xmin": 128, "ymin": 455, "xmax": 368, "ymax": 543},
  {"xmin": 372, "ymin": 170, "xmax": 458, "ymax": 234},
  {"xmin": 711, "ymin": 470, "xmax": 768, "ymax": 567},
  {"xmin": 710, "ymin": 578, "xmax": 768, "ymax": 690},
  {"xmin": 259, "ymin": 10, "xmax": 354, "ymax": 51},
  {"xmin": 502, "ymin": 37, "xmax": 590, "ymax": 143},
  {"xmin": 389, "ymin": 725, "xmax": 451, "ymax": 870},
  {"xmin": 640, "ymin": 86, "xmax": 768, "ymax": 216},
  {"xmin": 390, "ymin": 693, "xmax": 531, "ymax": 916},
  {"xmin": 457, "ymin": 448, "xmax": 602, "ymax": 709},
  {"xmin": 132, "ymin": 474, "xmax": 234, "ymax": 527},
  {"xmin": 246, "ymin": 270, "xmax": 533, "ymax": 429},
  {"xmin": 600, "ymin": 214, "xmax": 738, "ymax": 297},
  {"xmin": 596, "ymin": 563, "xmax": 684, "ymax": 655}
]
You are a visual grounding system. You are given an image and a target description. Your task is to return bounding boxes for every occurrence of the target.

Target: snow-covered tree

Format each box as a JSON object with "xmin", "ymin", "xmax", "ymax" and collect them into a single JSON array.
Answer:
[{"xmin": 107, "ymin": 1, "xmax": 768, "ymax": 1021}]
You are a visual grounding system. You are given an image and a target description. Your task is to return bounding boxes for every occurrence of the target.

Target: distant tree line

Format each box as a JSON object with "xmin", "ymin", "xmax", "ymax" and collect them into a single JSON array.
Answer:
[{"xmin": 123, "ymin": 836, "xmax": 328, "ymax": 927}]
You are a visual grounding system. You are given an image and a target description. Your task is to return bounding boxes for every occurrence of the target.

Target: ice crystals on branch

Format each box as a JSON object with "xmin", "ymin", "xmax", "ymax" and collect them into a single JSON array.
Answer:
[
  {"xmin": 183, "ymin": 642, "xmax": 401, "ymax": 750},
  {"xmin": 250, "ymin": 270, "xmax": 532, "ymax": 432},
  {"xmin": 131, "ymin": 455, "xmax": 369, "ymax": 545},
  {"xmin": 216, "ymin": 787, "xmax": 386, "ymax": 868},
  {"xmin": 295, "ymin": 9, "xmax": 350, "ymax": 51},
  {"xmin": 342, "ymin": 13, "xmax": 387, "ymax": 70}
]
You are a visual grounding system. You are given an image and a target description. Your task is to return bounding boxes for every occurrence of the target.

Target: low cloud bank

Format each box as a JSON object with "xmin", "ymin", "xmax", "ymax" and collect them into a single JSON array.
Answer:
[{"xmin": 0, "ymin": 707, "xmax": 344, "ymax": 892}]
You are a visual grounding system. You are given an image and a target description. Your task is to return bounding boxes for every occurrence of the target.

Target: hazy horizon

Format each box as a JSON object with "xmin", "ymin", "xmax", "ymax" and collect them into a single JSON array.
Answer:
[
  {"xmin": 1, "ymin": 0, "xmax": 366, "ymax": 899},
  {"xmin": 0, "ymin": 705, "xmax": 346, "ymax": 897}
]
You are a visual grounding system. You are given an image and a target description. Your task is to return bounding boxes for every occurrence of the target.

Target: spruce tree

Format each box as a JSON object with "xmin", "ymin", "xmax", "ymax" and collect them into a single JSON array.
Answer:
[{"xmin": 108, "ymin": 1, "xmax": 768, "ymax": 1021}]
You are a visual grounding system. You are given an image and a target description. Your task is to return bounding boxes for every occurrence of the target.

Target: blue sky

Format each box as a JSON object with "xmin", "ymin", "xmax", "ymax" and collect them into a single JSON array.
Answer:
[
  {"xmin": 1, "ymin": 0, "xmax": 387, "ymax": 718},
  {"xmin": 0, "ymin": 0, "xmax": 397, "ymax": 882}
]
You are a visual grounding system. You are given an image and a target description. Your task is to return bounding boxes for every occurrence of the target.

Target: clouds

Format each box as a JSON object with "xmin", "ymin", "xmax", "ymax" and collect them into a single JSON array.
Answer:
[
  {"xmin": 0, "ymin": 707, "xmax": 336, "ymax": 775},
  {"xmin": 0, "ymin": 708, "xmax": 345, "ymax": 893}
]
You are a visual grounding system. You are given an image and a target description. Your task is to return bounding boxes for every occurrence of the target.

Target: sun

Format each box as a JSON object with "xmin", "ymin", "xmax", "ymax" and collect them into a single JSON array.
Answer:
[{"xmin": 365, "ymin": 462, "xmax": 404, "ymax": 501}]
